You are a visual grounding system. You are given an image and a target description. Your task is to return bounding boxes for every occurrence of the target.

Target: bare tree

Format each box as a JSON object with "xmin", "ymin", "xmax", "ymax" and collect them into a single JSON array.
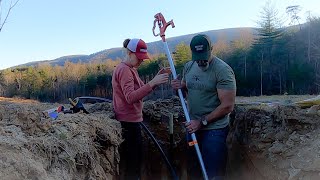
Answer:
[
  {"xmin": 255, "ymin": 0, "xmax": 284, "ymax": 95},
  {"xmin": 286, "ymin": 5, "xmax": 302, "ymax": 29},
  {"xmin": 0, "ymin": 0, "xmax": 20, "ymax": 32},
  {"xmin": 212, "ymin": 32, "xmax": 231, "ymax": 60},
  {"xmin": 309, "ymin": 17, "xmax": 320, "ymax": 92},
  {"xmin": 0, "ymin": 72, "xmax": 5, "ymax": 96},
  {"xmin": 231, "ymin": 28, "xmax": 254, "ymax": 80}
]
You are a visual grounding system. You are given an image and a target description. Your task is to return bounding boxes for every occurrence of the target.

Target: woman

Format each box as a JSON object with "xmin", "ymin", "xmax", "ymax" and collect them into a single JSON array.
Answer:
[{"xmin": 112, "ymin": 38, "xmax": 169, "ymax": 180}]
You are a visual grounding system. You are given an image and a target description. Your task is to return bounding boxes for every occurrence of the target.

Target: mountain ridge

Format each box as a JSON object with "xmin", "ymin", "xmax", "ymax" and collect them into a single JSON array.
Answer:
[{"xmin": 13, "ymin": 27, "xmax": 256, "ymax": 68}]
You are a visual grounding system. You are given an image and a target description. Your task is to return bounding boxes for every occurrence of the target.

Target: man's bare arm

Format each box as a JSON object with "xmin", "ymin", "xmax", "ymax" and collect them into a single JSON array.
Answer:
[{"xmin": 205, "ymin": 89, "xmax": 236, "ymax": 123}]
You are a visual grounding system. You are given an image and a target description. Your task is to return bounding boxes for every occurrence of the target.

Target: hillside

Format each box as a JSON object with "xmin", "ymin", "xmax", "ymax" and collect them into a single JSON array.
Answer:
[{"xmin": 15, "ymin": 27, "xmax": 255, "ymax": 67}]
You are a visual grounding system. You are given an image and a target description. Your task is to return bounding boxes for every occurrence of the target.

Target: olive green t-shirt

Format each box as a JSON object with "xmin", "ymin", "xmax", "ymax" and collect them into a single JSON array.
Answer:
[{"xmin": 182, "ymin": 56, "xmax": 236, "ymax": 130}]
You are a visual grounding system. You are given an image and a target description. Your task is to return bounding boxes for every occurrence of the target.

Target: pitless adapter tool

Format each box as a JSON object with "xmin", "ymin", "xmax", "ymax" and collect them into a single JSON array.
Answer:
[{"xmin": 153, "ymin": 12, "xmax": 209, "ymax": 180}]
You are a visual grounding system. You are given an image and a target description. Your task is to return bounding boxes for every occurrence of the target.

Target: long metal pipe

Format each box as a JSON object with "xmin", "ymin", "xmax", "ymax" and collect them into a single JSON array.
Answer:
[
  {"xmin": 163, "ymin": 41, "xmax": 208, "ymax": 180},
  {"xmin": 153, "ymin": 12, "xmax": 208, "ymax": 180}
]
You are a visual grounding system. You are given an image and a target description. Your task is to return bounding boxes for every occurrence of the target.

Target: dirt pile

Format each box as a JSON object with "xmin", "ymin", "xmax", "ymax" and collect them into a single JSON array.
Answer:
[
  {"xmin": 228, "ymin": 96, "xmax": 320, "ymax": 180},
  {"xmin": 1, "ymin": 95, "xmax": 319, "ymax": 180},
  {"xmin": 143, "ymin": 96, "xmax": 184, "ymax": 121},
  {"xmin": 0, "ymin": 98, "xmax": 122, "ymax": 180}
]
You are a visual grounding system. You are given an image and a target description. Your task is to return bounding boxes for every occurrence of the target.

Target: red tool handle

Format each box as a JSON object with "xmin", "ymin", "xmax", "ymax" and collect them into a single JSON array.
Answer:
[{"xmin": 152, "ymin": 13, "xmax": 175, "ymax": 42}]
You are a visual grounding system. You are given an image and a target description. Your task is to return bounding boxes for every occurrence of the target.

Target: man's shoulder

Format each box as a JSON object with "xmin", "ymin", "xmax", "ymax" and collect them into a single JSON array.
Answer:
[
  {"xmin": 185, "ymin": 60, "xmax": 193, "ymax": 66},
  {"xmin": 212, "ymin": 56, "xmax": 233, "ymax": 71},
  {"xmin": 213, "ymin": 56, "xmax": 228, "ymax": 66},
  {"xmin": 184, "ymin": 60, "xmax": 195, "ymax": 73}
]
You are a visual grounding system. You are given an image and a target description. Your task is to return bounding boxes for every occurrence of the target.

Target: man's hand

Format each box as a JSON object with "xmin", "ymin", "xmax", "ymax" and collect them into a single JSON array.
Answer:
[
  {"xmin": 171, "ymin": 75, "xmax": 187, "ymax": 97},
  {"xmin": 184, "ymin": 120, "xmax": 201, "ymax": 134},
  {"xmin": 171, "ymin": 78, "xmax": 182, "ymax": 90},
  {"xmin": 171, "ymin": 74, "xmax": 186, "ymax": 90}
]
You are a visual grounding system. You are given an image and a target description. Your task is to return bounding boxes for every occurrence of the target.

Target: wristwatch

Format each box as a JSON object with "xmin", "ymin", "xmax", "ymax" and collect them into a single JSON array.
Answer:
[{"xmin": 200, "ymin": 115, "xmax": 208, "ymax": 126}]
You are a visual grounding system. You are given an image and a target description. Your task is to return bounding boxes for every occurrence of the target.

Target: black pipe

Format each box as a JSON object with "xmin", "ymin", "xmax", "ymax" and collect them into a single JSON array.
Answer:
[
  {"xmin": 169, "ymin": 134, "xmax": 174, "ymax": 162},
  {"xmin": 72, "ymin": 97, "xmax": 178, "ymax": 179},
  {"xmin": 139, "ymin": 122, "xmax": 179, "ymax": 180}
]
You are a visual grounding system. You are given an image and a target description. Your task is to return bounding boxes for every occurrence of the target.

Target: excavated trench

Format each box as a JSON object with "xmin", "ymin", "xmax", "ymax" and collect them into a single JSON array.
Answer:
[
  {"xmin": 138, "ymin": 96, "xmax": 320, "ymax": 180},
  {"xmin": 0, "ymin": 96, "xmax": 319, "ymax": 180}
]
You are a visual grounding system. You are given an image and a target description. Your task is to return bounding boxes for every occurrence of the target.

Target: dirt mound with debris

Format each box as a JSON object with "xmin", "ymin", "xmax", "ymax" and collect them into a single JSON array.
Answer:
[
  {"xmin": 229, "ymin": 96, "xmax": 320, "ymax": 180},
  {"xmin": 1, "ymin": 95, "xmax": 319, "ymax": 180},
  {"xmin": 0, "ymin": 98, "xmax": 122, "ymax": 180}
]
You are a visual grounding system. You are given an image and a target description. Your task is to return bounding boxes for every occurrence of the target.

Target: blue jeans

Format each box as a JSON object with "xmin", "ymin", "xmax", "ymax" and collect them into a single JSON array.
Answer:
[{"xmin": 187, "ymin": 126, "xmax": 229, "ymax": 180}]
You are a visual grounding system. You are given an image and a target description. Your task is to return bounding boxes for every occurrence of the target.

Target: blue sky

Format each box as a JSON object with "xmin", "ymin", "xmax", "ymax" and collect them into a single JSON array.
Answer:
[{"xmin": 0, "ymin": 0, "xmax": 319, "ymax": 70}]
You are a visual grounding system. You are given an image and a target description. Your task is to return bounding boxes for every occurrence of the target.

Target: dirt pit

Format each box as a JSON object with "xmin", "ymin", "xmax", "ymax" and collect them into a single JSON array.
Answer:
[
  {"xmin": 1, "ymin": 95, "xmax": 320, "ymax": 180},
  {"xmin": 142, "ymin": 95, "xmax": 320, "ymax": 180}
]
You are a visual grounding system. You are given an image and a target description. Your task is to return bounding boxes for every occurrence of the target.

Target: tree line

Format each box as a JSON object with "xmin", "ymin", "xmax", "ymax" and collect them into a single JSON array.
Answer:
[{"xmin": 0, "ymin": 3, "xmax": 319, "ymax": 102}]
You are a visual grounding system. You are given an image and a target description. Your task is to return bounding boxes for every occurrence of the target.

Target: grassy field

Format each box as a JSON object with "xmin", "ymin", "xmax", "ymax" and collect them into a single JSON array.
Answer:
[{"xmin": 236, "ymin": 95, "xmax": 318, "ymax": 104}]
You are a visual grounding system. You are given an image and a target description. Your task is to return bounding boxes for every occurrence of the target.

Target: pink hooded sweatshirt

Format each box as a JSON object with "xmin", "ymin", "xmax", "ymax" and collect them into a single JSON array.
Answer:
[{"xmin": 112, "ymin": 62, "xmax": 153, "ymax": 122}]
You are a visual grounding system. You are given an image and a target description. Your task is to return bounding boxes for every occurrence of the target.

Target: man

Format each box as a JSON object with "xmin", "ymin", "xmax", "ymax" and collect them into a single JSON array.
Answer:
[{"xmin": 171, "ymin": 34, "xmax": 236, "ymax": 179}]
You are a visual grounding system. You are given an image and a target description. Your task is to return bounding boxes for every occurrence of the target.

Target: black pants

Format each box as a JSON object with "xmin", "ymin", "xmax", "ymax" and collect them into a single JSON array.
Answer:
[{"xmin": 120, "ymin": 121, "xmax": 142, "ymax": 180}]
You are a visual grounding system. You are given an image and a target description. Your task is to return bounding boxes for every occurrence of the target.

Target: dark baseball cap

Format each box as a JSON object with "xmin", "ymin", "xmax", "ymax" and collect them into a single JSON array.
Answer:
[{"xmin": 190, "ymin": 34, "xmax": 212, "ymax": 61}]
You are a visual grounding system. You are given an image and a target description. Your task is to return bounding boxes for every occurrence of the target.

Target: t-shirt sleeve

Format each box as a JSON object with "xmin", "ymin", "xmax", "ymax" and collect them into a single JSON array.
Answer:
[{"xmin": 216, "ymin": 65, "xmax": 237, "ymax": 90}]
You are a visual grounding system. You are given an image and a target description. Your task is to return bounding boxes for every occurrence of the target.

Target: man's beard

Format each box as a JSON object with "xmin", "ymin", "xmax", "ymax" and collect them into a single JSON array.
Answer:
[{"xmin": 197, "ymin": 60, "xmax": 209, "ymax": 71}]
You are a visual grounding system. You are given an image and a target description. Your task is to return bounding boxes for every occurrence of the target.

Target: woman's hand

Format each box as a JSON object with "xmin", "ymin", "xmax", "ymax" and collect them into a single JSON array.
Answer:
[
  {"xmin": 157, "ymin": 67, "xmax": 171, "ymax": 75},
  {"xmin": 148, "ymin": 73, "xmax": 169, "ymax": 88}
]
